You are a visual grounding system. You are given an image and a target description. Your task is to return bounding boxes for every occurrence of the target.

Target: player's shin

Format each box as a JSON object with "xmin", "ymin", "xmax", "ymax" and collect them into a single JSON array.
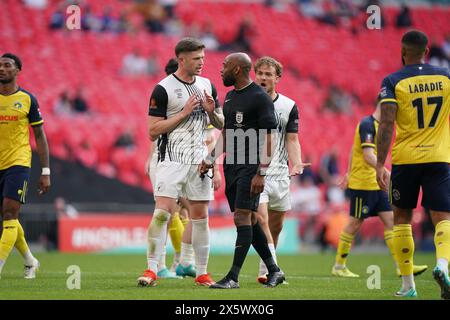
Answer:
[
  {"xmin": 384, "ymin": 230, "xmax": 398, "ymax": 267},
  {"xmin": 0, "ymin": 220, "xmax": 20, "ymax": 273},
  {"xmin": 435, "ymin": 220, "xmax": 450, "ymax": 274},
  {"xmin": 335, "ymin": 232, "xmax": 354, "ymax": 268},
  {"xmin": 15, "ymin": 221, "xmax": 36, "ymax": 266},
  {"xmin": 251, "ymin": 222, "xmax": 280, "ymax": 273},
  {"xmin": 191, "ymin": 218, "xmax": 210, "ymax": 276},
  {"xmin": 393, "ymin": 224, "xmax": 415, "ymax": 290},
  {"xmin": 147, "ymin": 209, "xmax": 171, "ymax": 272}
]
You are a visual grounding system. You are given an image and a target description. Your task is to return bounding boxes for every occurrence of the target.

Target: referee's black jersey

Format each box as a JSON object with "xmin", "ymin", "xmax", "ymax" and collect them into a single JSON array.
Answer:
[{"xmin": 223, "ymin": 82, "xmax": 277, "ymax": 166}]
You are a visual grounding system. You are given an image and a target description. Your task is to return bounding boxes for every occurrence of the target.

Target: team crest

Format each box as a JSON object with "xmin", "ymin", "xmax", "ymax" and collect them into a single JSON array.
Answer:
[
  {"xmin": 362, "ymin": 206, "xmax": 369, "ymax": 215},
  {"xmin": 392, "ymin": 189, "xmax": 400, "ymax": 201},
  {"xmin": 365, "ymin": 134, "xmax": 373, "ymax": 143},
  {"xmin": 14, "ymin": 102, "xmax": 23, "ymax": 109},
  {"xmin": 174, "ymin": 88, "xmax": 183, "ymax": 99},
  {"xmin": 236, "ymin": 111, "xmax": 243, "ymax": 124}
]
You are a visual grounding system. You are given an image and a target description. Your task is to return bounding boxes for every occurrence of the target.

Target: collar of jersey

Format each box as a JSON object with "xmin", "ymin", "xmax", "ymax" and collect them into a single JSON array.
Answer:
[
  {"xmin": 172, "ymin": 73, "xmax": 196, "ymax": 85},
  {"xmin": 0, "ymin": 86, "xmax": 21, "ymax": 97}
]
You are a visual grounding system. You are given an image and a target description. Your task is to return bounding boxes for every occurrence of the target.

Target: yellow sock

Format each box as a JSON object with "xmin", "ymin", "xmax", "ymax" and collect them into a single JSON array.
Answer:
[
  {"xmin": 0, "ymin": 219, "xmax": 19, "ymax": 261},
  {"xmin": 14, "ymin": 222, "xmax": 30, "ymax": 256},
  {"xmin": 168, "ymin": 212, "xmax": 184, "ymax": 254},
  {"xmin": 335, "ymin": 232, "xmax": 354, "ymax": 266},
  {"xmin": 435, "ymin": 220, "xmax": 450, "ymax": 262},
  {"xmin": 384, "ymin": 230, "xmax": 397, "ymax": 265},
  {"xmin": 393, "ymin": 224, "xmax": 414, "ymax": 276}
]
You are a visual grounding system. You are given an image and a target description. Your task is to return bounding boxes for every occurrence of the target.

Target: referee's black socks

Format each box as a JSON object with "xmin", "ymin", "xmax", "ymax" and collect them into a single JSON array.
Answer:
[
  {"xmin": 252, "ymin": 222, "xmax": 280, "ymax": 273},
  {"xmin": 226, "ymin": 225, "xmax": 252, "ymax": 282}
]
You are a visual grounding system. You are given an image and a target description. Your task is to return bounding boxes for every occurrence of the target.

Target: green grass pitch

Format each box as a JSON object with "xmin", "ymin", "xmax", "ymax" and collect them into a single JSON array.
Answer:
[{"xmin": 0, "ymin": 252, "xmax": 442, "ymax": 300}]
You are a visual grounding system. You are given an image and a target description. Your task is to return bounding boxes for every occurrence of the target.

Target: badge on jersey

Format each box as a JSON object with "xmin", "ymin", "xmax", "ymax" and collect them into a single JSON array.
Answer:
[
  {"xmin": 365, "ymin": 134, "xmax": 373, "ymax": 143},
  {"xmin": 236, "ymin": 111, "xmax": 243, "ymax": 124}
]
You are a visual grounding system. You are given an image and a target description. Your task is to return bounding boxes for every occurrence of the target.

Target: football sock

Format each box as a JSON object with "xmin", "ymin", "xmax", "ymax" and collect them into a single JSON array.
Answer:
[
  {"xmin": 146, "ymin": 209, "xmax": 170, "ymax": 272},
  {"xmin": 335, "ymin": 231, "xmax": 354, "ymax": 268},
  {"xmin": 158, "ymin": 244, "xmax": 167, "ymax": 271},
  {"xmin": 259, "ymin": 243, "xmax": 276, "ymax": 276},
  {"xmin": 180, "ymin": 242, "xmax": 195, "ymax": 267},
  {"xmin": 0, "ymin": 220, "xmax": 19, "ymax": 273},
  {"xmin": 14, "ymin": 221, "xmax": 35, "ymax": 266},
  {"xmin": 394, "ymin": 224, "xmax": 415, "ymax": 290},
  {"xmin": 226, "ymin": 225, "xmax": 252, "ymax": 282},
  {"xmin": 435, "ymin": 220, "xmax": 450, "ymax": 274},
  {"xmin": 384, "ymin": 230, "xmax": 398, "ymax": 267},
  {"xmin": 192, "ymin": 218, "xmax": 210, "ymax": 276},
  {"xmin": 168, "ymin": 212, "xmax": 184, "ymax": 255},
  {"xmin": 251, "ymin": 222, "xmax": 280, "ymax": 273}
]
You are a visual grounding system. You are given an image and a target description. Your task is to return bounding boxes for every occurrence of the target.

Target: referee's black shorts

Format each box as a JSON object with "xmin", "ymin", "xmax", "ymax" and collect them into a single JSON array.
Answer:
[
  {"xmin": 390, "ymin": 162, "xmax": 450, "ymax": 212},
  {"xmin": 224, "ymin": 164, "xmax": 260, "ymax": 212}
]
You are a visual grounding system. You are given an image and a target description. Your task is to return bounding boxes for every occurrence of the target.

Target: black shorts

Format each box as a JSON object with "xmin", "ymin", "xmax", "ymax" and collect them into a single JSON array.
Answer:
[
  {"xmin": 0, "ymin": 165, "xmax": 31, "ymax": 204},
  {"xmin": 391, "ymin": 162, "xmax": 450, "ymax": 211},
  {"xmin": 224, "ymin": 164, "xmax": 260, "ymax": 212},
  {"xmin": 348, "ymin": 189, "xmax": 391, "ymax": 220}
]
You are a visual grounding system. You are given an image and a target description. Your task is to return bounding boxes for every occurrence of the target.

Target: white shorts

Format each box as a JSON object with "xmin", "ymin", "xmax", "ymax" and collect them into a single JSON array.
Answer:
[
  {"xmin": 259, "ymin": 179, "xmax": 291, "ymax": 212},
  {"xmin": 153, "ymin": 160, "xmax": 214, "ymax": 201},
  {"xmin": 149, "ymin": 152, "xmax": 158, "ymax": 187}
]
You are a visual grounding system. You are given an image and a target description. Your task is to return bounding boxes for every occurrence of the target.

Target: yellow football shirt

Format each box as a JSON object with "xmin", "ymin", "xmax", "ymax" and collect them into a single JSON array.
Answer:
[
  {"xmin": 0, "ymin": 88, "xmax": 44, "ymax": 170},
  {"xmin": 379, "ymin": 64, "xmax": 449, "ymax": 164},
  {"xmin": 348, "ymin": 115, "xmax": 380, "ymax": 190}
]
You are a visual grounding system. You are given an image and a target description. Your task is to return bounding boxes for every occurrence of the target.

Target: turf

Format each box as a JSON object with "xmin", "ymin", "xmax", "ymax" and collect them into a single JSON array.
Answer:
[{"xmin": 0, "ymin": 252, "xmax": 442, "ymax": 300}]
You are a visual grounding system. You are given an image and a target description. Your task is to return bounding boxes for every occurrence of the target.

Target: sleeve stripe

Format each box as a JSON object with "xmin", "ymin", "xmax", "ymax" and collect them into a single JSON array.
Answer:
[
  {"xmin": 361, "ymin": 143, "xmax": 375, "ymax": 148},
  {"xmin": 30, "ymin": 120, "xmax": 44, "ymax": 126},
  {"xmin": 380, "ymin": 98, "xmax": 397, "ymax": 104}
]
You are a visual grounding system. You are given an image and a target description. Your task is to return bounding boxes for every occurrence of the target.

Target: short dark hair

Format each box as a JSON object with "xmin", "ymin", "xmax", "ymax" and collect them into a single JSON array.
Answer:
[
  {"xmin": 1, "ymin": 53, "xmax": 22, "ymax": 70},
  {"xmin": 401, "ymin": 30, "xmax": 428, "ymax": 53},
  {"xmin": 175, "ymin": 38, "xmax": 205, "ymax": 57},
  {"xmin": 165, "ymin": 58, "xmax": 178, "ymax": 75}
]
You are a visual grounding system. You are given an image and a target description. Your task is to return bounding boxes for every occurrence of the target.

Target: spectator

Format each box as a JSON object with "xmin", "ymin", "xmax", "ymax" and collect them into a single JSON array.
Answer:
[
  {"xmin": 292, "ymin": 175, "xmax": 322, "ymax": 215},
  {"xmin": 395, "ymin": 5, "xmax": 413, "ymax": 28},
  {"xmin": 443, "ymin": 33, "xmax": 450, "ymax": 61},
  {"xmin": 319, "ymin": 147, "xmax": 340, "ymax": 186},
  {"xmin": 49, "ymin": 8, "xmax": 65, "ymax": 30},
  {"xmin": 146, "ymin": 53, "xmax": 160, "ymax": 76},
  {"xmin": 429, "ymin": 38, "xmax": 449, "ymax": 68},
  {"xmin": 200, "ymin": 23, "xmax": 220, "ymax": 51},
  {"xmin": 160, "ymin": 0, "xmax": 177, "ymax": 18},
  {"xmin": 100, "ymin": 7, "xmax": 115, "ymax": 32},
  {"xmin": 53, "ymin": 91, "xmax": 72, "ymax": 115},
  {"xmin": 114, "ymin": 129, "xmax": 136, "ymax": 151},
  {"xmin": 23, "ymin": 0, "xmax": 48, "ymax": 10},
  {"xmin": 71, "ymin": 88, "xmax": 90, "ymax": 113},
  {"xmin": 231, "ymin": 18, "xmax": 255, "ymax": 54},
  {"xmin": 322, "ymin": 85, "xmax": 352, "ymax": 114},
  {"xmin": 121, "ymin": 49, "xmax": 149, "ymax": 76},
  {"xmin": 133, "ymin": 0, "xmax": 166, "ymax": 33}
]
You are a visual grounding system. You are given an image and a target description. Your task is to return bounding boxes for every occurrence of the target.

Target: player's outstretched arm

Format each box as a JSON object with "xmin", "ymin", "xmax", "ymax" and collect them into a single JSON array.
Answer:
[
  {"xmin": 287, "ymin": 133, "xmax": 311, "ymax": 176},
  {"xmin": 376, "ymin": 103, "xmax": 397, "ymax": 191},
  {"xmin": 32, "ymin": 124, "xmax": 51, "ymax": 195}
]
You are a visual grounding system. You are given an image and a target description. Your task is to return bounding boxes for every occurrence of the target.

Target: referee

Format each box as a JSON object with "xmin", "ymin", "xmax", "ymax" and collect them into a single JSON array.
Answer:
[{"xmin": 200, "ymin": 53, "xmax": 285, "ymax": 289}]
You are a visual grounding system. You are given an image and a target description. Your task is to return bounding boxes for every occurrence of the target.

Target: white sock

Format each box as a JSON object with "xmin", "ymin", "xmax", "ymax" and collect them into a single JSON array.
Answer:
[
  {"xmin": 334, "ymin": 264, "xmax": 345, "ymax": 270},
  {"xmin": 259, "ymin": 243, "xmax": 277, "ymax": 276},
  {"xmin": 437, "ymin": 258, "xmax": 449, "ymax": 274},
  {"xmin": 180, "ymin": 243, "xmax": 195, "ymax": 267},
  {"xmin": 158, "ymin": 245, "xmax": 167, "ymax": 272},
  {"xmin": 401, "ymin": 274, "xmax": 415, "ymax": 291},
  {"xmin": 23, "ymin": 250, "xmax": 36, "ymax": 266},
  {"xmin": 192, "ymin": 218, "xmax": 210, "ymax": 276},
  {"xmin": 146, "ymin": 209, "xmax": 170, "ymax": 272},
  {"xmin": 173, "ymin": 252, "xmax": 181, "ymax": 264}
]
